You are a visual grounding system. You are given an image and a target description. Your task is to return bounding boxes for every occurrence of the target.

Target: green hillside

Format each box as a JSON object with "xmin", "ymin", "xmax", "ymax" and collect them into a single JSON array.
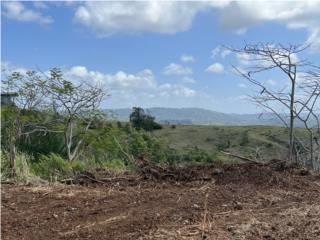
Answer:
[{"xmin": 154, "ymin": 125, "xmax": 308, "ymax": 162}]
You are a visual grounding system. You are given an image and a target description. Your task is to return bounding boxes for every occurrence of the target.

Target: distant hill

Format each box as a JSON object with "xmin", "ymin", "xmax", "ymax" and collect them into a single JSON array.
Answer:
[{"xmin": 104, "ymin": 107, "xmax": 287, "ymax": 126}]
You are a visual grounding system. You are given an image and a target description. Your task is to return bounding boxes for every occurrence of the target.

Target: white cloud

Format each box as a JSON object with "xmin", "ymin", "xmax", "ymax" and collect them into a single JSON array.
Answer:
[
  {"xmin": 236, "ymin": 52, "xmax": 251, "ymax": 65},
  {"xmin": 2, "ymin": 62, "xmax": 198, "ymax": 101},
  {"xmin": 158, "ymin": 83, "xmax": 196, "ymax": 97},
  {"xmin": 211, "ymin": 46, "xmax": 221, "ymax": 58},
  {"xmin": 180, "ymin": 54, "xmax": 195, "ymax": 63},
  {"xmin": 1, "ymin": 61, "xmax": 29, "ymax": 75},
  {"xmin": 181, "ymin": 76, "xmax": 196, "ymax": 84},
  {"xmin": 265, "ymin": 79, "xmax": 277, "ymax": 86},
  {"xmin": 2, "ymin": 1, "xmax": 53, "ymax": 24},
  {"xmin": 73, "ymin": 1, "xmax": 213, "ymax": 36},
  {"xmin": 206, "ymin": 63, "xmax": 224, "ymax": 73},
  {"xmin": 72, "ymin": 1, "xmax": 320, "ymax": 52},
  {"xmin": 68, "ymin": 66, "xmax": 88, "ymax": 77},
  {"xmin": 217, "ymin": 1, "xmax": 320, "ymax": 52},
  {"xmin": 238, "ymin": 83, "xmax": 247, "ymax": 88},
  {"xmin": 64, "ymin": 66, "xmax": 198, "ymax": 100},
  {"xmin": 211, "ymin": 46, "xmax": 232, "ymax": 59},
  {"xmin": 163, "ymin": 63, "xmax": 193, "ymax": 76},
  {"xmin": 306, "ymin": 29, "xmax": 320, "ymax": 53},
  {"xmin": 221, "ymin": 49, "xmax": 232, "ymax": 58}
]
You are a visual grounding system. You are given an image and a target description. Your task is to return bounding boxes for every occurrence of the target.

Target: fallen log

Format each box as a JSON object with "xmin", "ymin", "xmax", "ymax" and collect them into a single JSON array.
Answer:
[{"xmin": 220, "ymin": 151, "xmax": 262, "ymax": 164}]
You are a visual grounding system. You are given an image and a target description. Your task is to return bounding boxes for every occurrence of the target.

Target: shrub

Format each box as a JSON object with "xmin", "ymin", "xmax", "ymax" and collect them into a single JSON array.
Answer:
[
  {"xmin": 1, "ymin": 150, "xmax": 35, "ymax": 183},
  {"xmin": 217, "ymin": 140, "xmax": 231, "ymax": 150},
  {"xmin": 70, "ymin": 160, "xmax": 86, "ymax": 174},
  {"xmin": 240, "ymin": 131, "xmax": 249, "ymax": 146},
  {"xmin": 32, "ymin": 153, "xmax": 72, "ymax": 180}
]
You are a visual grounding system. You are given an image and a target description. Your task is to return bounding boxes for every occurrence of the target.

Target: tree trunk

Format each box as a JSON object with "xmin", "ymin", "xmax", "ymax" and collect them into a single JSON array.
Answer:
[
  {"xmin": 65, "ymin": 119, "xmax": 89, "ymax": 162},
  {"xmin": 9, "ymin": 141, "xmax": 16, "ymax": 177},
  {"xmin": 289, "ymin": 79, "xmax": 296, "ymax": 163}
]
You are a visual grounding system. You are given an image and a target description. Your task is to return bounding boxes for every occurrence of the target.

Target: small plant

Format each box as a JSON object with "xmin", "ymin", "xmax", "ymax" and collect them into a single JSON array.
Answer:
[{"xmin": 32, "ymin": 153, "xmax": 72, "ymax": 180}]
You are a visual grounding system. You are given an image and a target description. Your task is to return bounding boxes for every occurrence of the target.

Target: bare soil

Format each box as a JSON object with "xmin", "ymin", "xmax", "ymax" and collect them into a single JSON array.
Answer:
[{"xmin": 2, "ymin": 163, "xmax": 320, "ymax": 240}]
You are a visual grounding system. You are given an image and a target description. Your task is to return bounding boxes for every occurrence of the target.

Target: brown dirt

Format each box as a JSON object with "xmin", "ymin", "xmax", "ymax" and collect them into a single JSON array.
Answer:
[{"xmin": 2, "ymin": 163, "xmax": 320, "ymax": 240}]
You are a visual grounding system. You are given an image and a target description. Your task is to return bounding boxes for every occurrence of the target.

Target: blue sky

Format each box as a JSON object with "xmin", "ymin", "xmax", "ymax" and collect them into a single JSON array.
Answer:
[{"xmin": 2, "ymin": 1, "xmax": 320, "ymax": 113}]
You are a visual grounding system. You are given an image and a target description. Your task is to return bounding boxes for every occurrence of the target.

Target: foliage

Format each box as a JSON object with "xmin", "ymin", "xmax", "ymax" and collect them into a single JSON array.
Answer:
[
  {"xmin": 240, "ymin": 130, "xmax": 250, "ymax": 146},
  {"xmin": 47, "ymin": 68, "xmax": 106, "ymax": 161},
  {"xmin": 32, "ymin": 153, "xmax": 72, "ymax": 180},
  {"xmin": 129, "ymin": 107, "xmax": 162, "ymax": 131},
  {"xmin": 166, "ymin": 146, "xmax": 214, "ymax": 165},
  {"xmin": 1, "ymin": 150, "xmax": 35, "ymax": 183}
]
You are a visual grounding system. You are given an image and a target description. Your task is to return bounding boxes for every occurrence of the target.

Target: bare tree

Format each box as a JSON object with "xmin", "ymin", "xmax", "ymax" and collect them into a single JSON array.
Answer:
[
  {"xmin": 227, "ymin": 43, "xmax": 318, "ymax": 164},
  {"xmin": 294, "ymin": 66, "xmax": 320, "ymax": 169},
  {"xmin": 46, "ymin": 68, "xmax": 106, "ymax": 161}
]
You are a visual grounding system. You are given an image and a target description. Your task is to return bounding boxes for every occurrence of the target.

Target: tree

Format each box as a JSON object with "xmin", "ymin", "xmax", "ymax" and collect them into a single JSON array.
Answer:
[
  {"xmin": 228, "ymin": 43, "xmax": 319, "ymax": 165},
  {"xmin": 1, "ymin": 70, "xmax": 51, "ymax": 176},
  {"xmin": 294, "ymin": 66, "xmax": 320, "ymax": 169},
  {"xmin": 46, "ymin": 68, "xmax": 106, "ymax": 161},
  {"xmin": 129, "ymin": 107, "xmax": 162, "ymax": 131}
]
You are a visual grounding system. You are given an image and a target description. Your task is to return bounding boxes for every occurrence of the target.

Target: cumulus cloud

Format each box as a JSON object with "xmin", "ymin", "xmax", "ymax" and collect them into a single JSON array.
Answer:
[
  {"xmin": 206, "ymin": 63, "xmax": 224, "ymax": 73},
  {"xmin": 158, "ymin": 83, "xmax": 196, "ymax": 97},
  {"xmin": 2, "ymin": 61, "xmax": 200, "ymax": 108},
  {"xmin": 64, "ymin": 66, "xmax": 198, "ymax": 107},
  {"xmin": 73, "ymin": 1, "xmax": 212, "ymax": 36},
  {"xmin": 180, "ymin": 54, "xmax": 195, "ymax": 63},
  {"xmin": 2, "ymin": 1, "xmax": 53, "ymax": 24},
  {"xmin": 72, "ymin": 1, "xmax": 320, "ymax": 52},
  {"xmin": 211, "ymin": 46, "xmax": 231, "ymax": 58},
  {"xmin": 217, "ymin": 1, "xmax": 320, "ymax": 52},
  {"xmin": 163, "ymin": 63, "xmax": 193, "ymax": 76}
]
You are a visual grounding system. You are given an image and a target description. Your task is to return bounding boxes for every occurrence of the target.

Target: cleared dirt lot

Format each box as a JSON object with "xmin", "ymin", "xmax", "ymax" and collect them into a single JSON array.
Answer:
[{"xmin": 2, "ymin": 164, "xmax": 320, "ymax": 239}]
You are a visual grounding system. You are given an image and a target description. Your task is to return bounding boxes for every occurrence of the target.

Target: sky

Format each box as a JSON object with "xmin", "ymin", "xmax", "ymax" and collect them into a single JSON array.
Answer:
[{"xmin": 1, "ymin": 1, "xmax": 320, "ymax": 113}]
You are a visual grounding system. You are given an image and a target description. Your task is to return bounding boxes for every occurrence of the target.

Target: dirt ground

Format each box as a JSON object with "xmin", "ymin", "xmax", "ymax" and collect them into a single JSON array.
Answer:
[{"xmin": 2, "ymin": 163, "xmax": 320, "ymax": 240}]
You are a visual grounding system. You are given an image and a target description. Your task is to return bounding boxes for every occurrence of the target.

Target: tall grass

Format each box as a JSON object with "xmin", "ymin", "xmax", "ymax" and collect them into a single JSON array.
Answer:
[
  {"xmin": 1, "ymin": 150, "xmax": 37, "ymax": 183},
  {"xmin": 32, "ymin": 153, "xmax": 87, "ymax": 180}
]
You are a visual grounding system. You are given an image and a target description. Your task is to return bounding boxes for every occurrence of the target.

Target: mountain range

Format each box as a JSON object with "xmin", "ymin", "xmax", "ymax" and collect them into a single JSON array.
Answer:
[{"xmin": 104, "ymin": 107, "xmax": 288, "ymax": 126}]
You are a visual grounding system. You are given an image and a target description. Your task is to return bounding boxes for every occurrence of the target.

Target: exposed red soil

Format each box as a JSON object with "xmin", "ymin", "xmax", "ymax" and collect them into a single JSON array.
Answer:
[{"xmin": 2, "ymin": 163, "xmax": 320, "ymax": 239}]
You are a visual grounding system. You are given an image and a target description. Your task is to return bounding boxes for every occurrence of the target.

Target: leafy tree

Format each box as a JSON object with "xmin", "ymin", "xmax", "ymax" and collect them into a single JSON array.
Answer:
[
  {"xmin": 129, "ymin": 107, "xmax": 162, "ymax": 131},
  {"xmin": 1, "ymin": 70, "xmax": 53, "ymax": 176},
  {"xmin": 46, "ymin": 68, "xmax": 106, "ymax": 161}
]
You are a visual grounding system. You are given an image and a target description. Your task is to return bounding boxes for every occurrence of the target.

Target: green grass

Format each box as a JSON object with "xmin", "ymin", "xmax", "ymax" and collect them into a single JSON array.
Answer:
[{"xmin": 153, "ymin": 125, "xmax": 308, "ymax": 161}]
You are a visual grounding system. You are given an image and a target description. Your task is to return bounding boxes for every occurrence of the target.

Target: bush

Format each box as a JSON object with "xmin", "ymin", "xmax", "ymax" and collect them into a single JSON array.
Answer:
[
  {"xmin": 166, "ymin": 147, "xmax": 214, "ymax": 165},
  {"xmin": 32, "ymin": 153, "xmax": 72, "ymax": 180},
  {"xmin": 217, "ymin": 139, "xmax": 231, "ymax": 150},
  {"xmin": 1, "ymin": 150, "xmax": 35, "ymax": 183},
  {"xmin": 129, "ymin": 107, "xmax": 162, "ymax": 131},
  {"xmin": 240, "ymin": 131, "xmax": 249, "ymax": 146}
]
